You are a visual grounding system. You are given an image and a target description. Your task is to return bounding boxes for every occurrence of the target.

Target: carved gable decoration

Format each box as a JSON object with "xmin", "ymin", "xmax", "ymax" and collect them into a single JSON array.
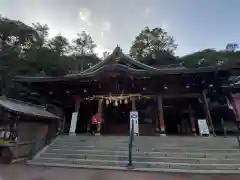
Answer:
[{"xmin": 109, "ymin": 56, "xmax": 121, "ymax": 64}]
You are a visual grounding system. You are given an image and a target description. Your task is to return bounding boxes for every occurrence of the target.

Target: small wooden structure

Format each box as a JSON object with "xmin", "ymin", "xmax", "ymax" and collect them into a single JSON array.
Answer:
[
  {"xmin": 0, "ymin": 96, "xmax": 61, "ymax": 164},
  {"xmin": 14, "ymin": 46, "xmax": 240, "ymax": 136}
]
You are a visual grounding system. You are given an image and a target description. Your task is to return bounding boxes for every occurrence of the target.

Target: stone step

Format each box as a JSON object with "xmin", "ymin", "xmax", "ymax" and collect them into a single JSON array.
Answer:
[
  {"xmin": 56, "ymin": 137, "xmax": 238, "ymax": 143},
  {"xmin": 48, "ymin": 144, "xmax": 240, "ymax": 153},
  {"xmin": 27, "ymin": 161, "xmax": 240, "ymax": 174},
  {"xmin": 53, "ymin": 141, "xmax": 236, "ymax": 148},
  {"xmin": 55, "ymin": 137, "xmax": 237, "ymax": 143},
  {"xmin": 40, "ymin": 152, "xmax": 240, "ymax": 164},
  {"xmin": 45, "ymin": 149, "xmax": 240, "ymax": 159},
  {"xmin": 28, "ymin": 157, "xmax": 240, "ymax": 171},
  {"xmin": 29, "ymin": 135, "xmax": 240, "ymax": 174},
  {"xmin": 52, "ymin": 143, "xmax": 238, "ymax": 150}
]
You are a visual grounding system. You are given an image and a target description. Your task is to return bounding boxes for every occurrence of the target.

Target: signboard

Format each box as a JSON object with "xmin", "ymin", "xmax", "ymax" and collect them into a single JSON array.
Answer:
[
  {"xmin": 130, "ymin": 111, "xmax": 139, "ymax": 135},
  {"xmin": 69, "ymin": 112, "xmax": 78, "ymax": 135},
  {"xmin": 197, "ymin": 119, "xmax": 210, "ymax": 136}
]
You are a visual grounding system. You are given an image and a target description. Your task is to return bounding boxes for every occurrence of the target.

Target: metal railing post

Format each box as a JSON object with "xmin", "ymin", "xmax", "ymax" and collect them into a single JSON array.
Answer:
[{"xmin": 128, "ymin": 120, "xmax": 134, "ymax": 167}]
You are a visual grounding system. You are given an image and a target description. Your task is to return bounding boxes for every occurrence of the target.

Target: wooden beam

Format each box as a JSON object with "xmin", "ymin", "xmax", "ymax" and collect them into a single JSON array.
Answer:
[{"xmin": 163, "ymin": 93, "xmax": 201, "ymax": 99}]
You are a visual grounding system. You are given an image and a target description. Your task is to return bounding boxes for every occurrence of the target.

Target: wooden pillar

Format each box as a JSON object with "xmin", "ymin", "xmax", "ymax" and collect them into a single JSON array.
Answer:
[
  {"xmin": 157, "ymin": 95, "xmax": 165, "ymax": 135},
  {"xmin": 131, "ymin": 97, "xmax": 136, "ymax": 110},
  {"xmin": 188, "ymin": 104, "xmax": 197, "ymax": 135},
  {"xmin": 69, "ymin": 98, "xmax": 80, "ymax": 136},
  {"xmin": 230, "ymin": 95, "xmax": 240, "ymax": 121},
  {"xmin": 96, "ymin": 99, "xmax": 103, "ymax": 135},
  {"xmin": 202, "ymin": 90, "xmax": 215, "ymax": 136}
]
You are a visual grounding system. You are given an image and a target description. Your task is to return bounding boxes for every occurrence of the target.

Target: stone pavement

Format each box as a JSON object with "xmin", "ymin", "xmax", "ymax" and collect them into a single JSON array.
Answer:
[{"xmin": 0, "ymin": 164, "xmax": 240, "ymax": 180}]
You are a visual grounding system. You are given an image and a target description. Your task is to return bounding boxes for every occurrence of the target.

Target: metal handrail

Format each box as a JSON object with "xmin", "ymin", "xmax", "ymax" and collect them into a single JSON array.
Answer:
[{"xmin": 128, "ymin": 120, "xmax": 134, "ymax": 167}]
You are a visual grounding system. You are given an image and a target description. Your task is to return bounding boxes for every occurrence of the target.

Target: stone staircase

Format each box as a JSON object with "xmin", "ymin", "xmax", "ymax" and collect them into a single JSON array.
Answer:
[{"xmin": 27, "ymin": 135, "xmax": 240, "ymax": 173}]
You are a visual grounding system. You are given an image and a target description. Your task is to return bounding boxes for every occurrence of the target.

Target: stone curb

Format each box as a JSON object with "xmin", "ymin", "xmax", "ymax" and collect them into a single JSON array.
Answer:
[{"xmin": 27, "ymin": 161, "xmax": 240, "ymax": 174}]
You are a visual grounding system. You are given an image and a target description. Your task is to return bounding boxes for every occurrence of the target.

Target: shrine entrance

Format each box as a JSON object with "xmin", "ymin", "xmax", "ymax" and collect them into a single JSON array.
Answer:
[
  {"xmin": 76, "ymin": 100, "xmax": 98, "ymax": 134},
  {"xmin": 101, "ymin": 97, "xmax": 157, "ymax": 136},
  {"xmin": 163, "ymin": 99, "xmax": 193, "ymax": 135},
  {"xmin": 101, "ymin": 101, "xmax": 132, "ymax": 135}
]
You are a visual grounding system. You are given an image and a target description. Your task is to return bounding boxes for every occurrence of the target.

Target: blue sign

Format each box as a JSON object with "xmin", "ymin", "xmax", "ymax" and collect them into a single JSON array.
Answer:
[{"xmin": 130, "ymin": 114, "xmax": 138, "ymax": 119}]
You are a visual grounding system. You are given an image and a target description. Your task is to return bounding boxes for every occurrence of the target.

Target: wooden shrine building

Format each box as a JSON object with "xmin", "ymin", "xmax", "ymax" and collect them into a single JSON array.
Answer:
[{"xmin": 14, "ymin": 46, "xmax": 240, "ymax": 136}]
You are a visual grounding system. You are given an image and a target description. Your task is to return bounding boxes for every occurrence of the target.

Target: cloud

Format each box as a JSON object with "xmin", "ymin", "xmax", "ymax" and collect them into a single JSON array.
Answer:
[
  {"xmin": 100, "ymin": 20, "xmax": 111, "ymax": 38},
  {"xmin": 79, "ymin": 8, "xmax": 92, "ymax": 26},
  {"xmin": 95, "ymin": 44, "xmax": 112, "ymax": 57},
  {"xmin": 144, "ymin": 7, "xmax": 152, "ymax": 16},
  {"xmin": 162, "ymin": 22, "xmax": 169, "ymax": 32},
  {"xmin": 102, "ymin": 21, "xmax": 111, "ymax": 33}
]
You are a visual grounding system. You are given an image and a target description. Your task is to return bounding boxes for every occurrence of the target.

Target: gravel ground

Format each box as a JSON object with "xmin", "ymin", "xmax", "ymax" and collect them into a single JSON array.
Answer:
[{"xmin": 0, "ymin": 163, "xmax": 240, "ymax": 180}]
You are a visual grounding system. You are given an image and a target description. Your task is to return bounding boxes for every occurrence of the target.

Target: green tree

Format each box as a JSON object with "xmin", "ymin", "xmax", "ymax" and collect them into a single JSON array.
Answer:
[
  {"xmin": 0, "ymin": 16, "xmax": 39, "ymax": 95},
  {"xmin": 102, "ymin": 51, "xmax": 110, "ymax": 59},
  {"xmin": 180, "ymin": 48, "xmax": 240, "ymax": 68},
  {"xmin": 72, "ymin": 31, "xmax": 96, "ymax": 55},
  {"xmin": 71, "ymin": 31, "xmax": 97, "ymax": 71},
  {"xmin": 226, "ymin": 43, "xmax": 239, "ymax": 52},
  {"xmin": 32, "ymin": 22, "xmax": 49, "ymax": 48},
  {"xmin": 130, "ymin": 26, "xmax": 177, "ymax": 62},
  {"xmin": 48, "ymin": 34, "xmax": 70, "ymax": 55}
]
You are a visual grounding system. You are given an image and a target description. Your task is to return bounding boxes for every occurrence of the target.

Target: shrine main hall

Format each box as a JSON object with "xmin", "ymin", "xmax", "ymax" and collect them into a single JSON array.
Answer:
[{"xmin": 15, "ymin": 47, "xmax": 240, "ymax": 136}]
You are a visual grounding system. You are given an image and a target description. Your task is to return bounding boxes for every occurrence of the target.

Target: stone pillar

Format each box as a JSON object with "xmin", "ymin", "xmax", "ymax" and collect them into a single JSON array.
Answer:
[
  {"xmin": 96, "ymin": 99, "xmax": 103, "ymax": 135},
  {"xmin": 157, "ymin": 95, "xmax": 166, "ymax": 135},
  {"xmin": 189, "ymin": 104, "xmax": 197, "ymax": 135},
  {"xmin": 202, "ymin": 90, "xmax": 215, "ymax": 136},
  {"xmin": 69, "ymin": 98, "xmax": 80, "ymax": 136}
]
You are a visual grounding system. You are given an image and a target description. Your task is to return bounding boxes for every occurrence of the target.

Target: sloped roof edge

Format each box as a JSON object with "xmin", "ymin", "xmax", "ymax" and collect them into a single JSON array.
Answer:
[{"xmin": 0, "ymin": 96, "xmax": 61, "ymax": 119}]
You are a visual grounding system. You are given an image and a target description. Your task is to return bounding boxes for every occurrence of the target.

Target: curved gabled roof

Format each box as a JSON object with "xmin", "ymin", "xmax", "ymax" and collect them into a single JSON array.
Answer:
[
  {"xmin": 14, "ymin": 46, "xmax": 237, "ymax": 83},
  {"xmin": 66, "ymin": 46, "xmax": 185, "ymax": 76}
]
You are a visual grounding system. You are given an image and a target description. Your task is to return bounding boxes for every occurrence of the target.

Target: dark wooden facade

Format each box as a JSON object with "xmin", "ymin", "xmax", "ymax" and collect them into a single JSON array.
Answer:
[{"xmin": 14, "ymin": 46, "xmax": 240, "ymax": 136}]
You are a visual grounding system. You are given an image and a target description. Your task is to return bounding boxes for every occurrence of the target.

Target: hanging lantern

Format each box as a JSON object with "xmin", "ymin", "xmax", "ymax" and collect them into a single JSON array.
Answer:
[
  {"xmin": 124, "ymin": 98, "xmax": 128, "ymax": 104},
  {"xmin": 114, "ymin": 100, "xmax": 118, "ymax": 106},
  {"xmin": 119, "ymin": 99, "xmax": 122, "ymax": 104},
  {"xmin": 106, "ymin": 99, "xmax": 109, "ymax": 105}
]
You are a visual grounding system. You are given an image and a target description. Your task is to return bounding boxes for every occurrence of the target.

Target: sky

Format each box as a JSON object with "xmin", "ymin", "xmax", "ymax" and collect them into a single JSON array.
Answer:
[{"xmin": 0, "ymin": 0, "xmax": 240, "ymax": 57}]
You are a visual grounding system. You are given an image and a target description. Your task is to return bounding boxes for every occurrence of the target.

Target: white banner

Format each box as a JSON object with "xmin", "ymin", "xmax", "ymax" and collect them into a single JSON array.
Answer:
[
  {"xmin": 197, "ymin": 119, "xmax": 210, "ymax": 136},
  {"xmin": 130, "ymin": 111, "xmax": 139, "ymax": 135},
  {"xmin": 69, "ymin": 112, "xmax": 78, "ymax": 134}
]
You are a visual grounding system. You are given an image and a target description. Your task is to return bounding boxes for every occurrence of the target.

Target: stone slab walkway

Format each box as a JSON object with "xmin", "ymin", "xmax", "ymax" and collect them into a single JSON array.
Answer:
[{"xmin": 0, "ymin": 163, "xmax": 240, "ymax": 180}]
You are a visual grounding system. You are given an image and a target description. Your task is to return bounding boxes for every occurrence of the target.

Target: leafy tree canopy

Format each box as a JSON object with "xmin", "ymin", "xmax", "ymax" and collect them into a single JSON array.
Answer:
[
  {"xmin": 180, "ymin": 48, "xmax": 240, "ymax": 68},
  {"xmin": 0, "ymin": 15, "xmax": 99, "ymax": 96},
  {"xmin": 129, "ymin": 26, "xmax": 178, "ymax": 66}
]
